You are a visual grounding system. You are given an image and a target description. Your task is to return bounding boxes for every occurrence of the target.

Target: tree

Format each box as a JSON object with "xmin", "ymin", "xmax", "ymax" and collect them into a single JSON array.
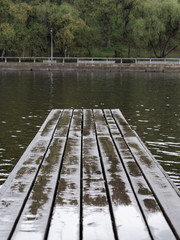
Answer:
[
  {"xmin": 0, "ymin": 0, "xmax": 32, "ymax": 56},
  {"xmin": 0, "ymin": 0, "xmax": 179, "ymax": 57},
  {"xmin": 0, "ymin": 23, "xmax": 15, "ymax": 50},
  {"xmin": 48, "ymin": 2, "xmax": 90, "ymax": 56},
  {"xmin": 132, "ymin": 0, "xmax": 180, "ymax": 57}
]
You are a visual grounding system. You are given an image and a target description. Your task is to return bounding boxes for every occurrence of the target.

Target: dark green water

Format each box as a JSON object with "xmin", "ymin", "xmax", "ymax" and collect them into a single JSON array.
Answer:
[{"xmin": 0, "ymin": 71, "xmax": 180, "ymax": 189}]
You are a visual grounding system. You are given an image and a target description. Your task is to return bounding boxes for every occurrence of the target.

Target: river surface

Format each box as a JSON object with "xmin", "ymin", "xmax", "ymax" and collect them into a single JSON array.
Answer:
[{"xmin": 0, "ymin": 71, "xmax": 180, "ymax": 190}]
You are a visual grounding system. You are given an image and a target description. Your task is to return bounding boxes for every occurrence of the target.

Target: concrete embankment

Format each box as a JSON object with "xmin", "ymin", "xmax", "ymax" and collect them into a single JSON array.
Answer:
[{"xmin": 0, "ymin": 62, "xmax": 180, "ymax": 72}]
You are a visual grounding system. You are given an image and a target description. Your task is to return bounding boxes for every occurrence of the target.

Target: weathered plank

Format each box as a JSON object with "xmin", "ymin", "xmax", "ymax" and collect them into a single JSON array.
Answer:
[
  {"xmin": 83, "ymin": 109, "xmax": 96, "ymax": 137},
  {"xmin": 112, "ymin": 109, "xmax": 180, "ymax": 238},
  {"xmin": 47, "ymin": 110, "xmax": 82, "ymax": 240},
  {"xmin": 104, "ymin": 109, "xmax": 176, "ymax": 239},
  {"xmin": 93, "ymin": 109, "xmax": 109, "ymax": 135},
  {"xmin": 69, "ymin": 109, "xmax": 82, "ymax": 138},
  {"xmin": 47, "ymin": 138, "xmax": 81, "ymax": 240},
  {"xmin": 11, "ymin": 137, "xmax": 66, "ymax": 240},
  {"xmin": 54, "ymin": 109, "xmax": 73, "ymax": 138},
  {"xmin": 113, "ymin": 136, "xmax": 176, "ymax": 240},
  {"xmin": 82, "ymin": 109, "xmax": 115, "ymax": 240},
  {"xmin": 97, "ymin": 135, "xmax": 151, "ymax": 240},
  {"xmin": 0, "ymin": 109, "xmax": 62, "ymax": 240},
  {"xmin": 111, "ymin": 109, "xmax": 136, "ymax": 138},
  {"xmin": 94, "ymin": 110, "xmax": 151, "ymax": 240},
  {"xmin": 83, "ymin": 110, "xmax": 103, "ymax": 180},
  {"xmin": 103, "ymin": 109, "xmax": 121, "ymax": 136}
]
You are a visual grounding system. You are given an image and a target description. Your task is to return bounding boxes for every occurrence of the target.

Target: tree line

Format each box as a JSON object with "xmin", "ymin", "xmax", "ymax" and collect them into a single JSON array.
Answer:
[{"xmin": 0, "ymin": 0, "xmax": 179, "ymax": 58}]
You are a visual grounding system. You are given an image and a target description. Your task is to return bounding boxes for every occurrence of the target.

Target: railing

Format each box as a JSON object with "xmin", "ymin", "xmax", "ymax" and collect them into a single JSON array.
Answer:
[{"xmin": 0, "ymin": 57, "xmax": 180, "ymax": 64}]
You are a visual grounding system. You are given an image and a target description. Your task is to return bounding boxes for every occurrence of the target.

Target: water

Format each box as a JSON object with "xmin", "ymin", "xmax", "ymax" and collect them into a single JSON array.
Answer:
[{"xmin": 0, "ymin": 71, "xmax": 180, "ymax": 190}]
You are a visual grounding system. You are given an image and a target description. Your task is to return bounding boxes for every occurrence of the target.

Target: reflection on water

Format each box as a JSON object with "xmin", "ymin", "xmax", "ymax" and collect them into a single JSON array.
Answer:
[{"xmin": 0, "ymin": 71, "xmax": 180, "ymax": 189}]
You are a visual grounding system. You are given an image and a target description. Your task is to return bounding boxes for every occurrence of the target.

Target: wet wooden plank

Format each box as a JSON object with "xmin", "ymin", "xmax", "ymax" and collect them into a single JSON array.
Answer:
[
  {"xmin": 112, "ymin": 109, "xmax": 180, "ymax": 239},
  {"xmin": 83, "ymin": 178, "xmax": 115, "ymax": 240},
  {"xmin": 0, "ymin": 109, "xmax": 62, "ymax": 196},
  {"xmin": 97, "ymin": 136, "xmax": 151, "ymax": 240},
  {"xmin": 83, "ymin": 109, "xmax": 103, "ymax": 181},
  {"xmin": 47, "ymin": 110, "xmax": 82, "ymax": 240},
  {"xmin": 126, "ymin": 136, "xmax": 180, "ymax": 238},
  {"xmin": 69, "ymin": 109, "xmax": 82, "ymax": 138},
  {"xmin": 11, "ymin": 137, "xmax": 66, "ymax": 240},
  {"xmin": 47, "ymin": 138, "xmax": 81, "ymax": 240},
  {"xmin": 0, "ymin": 109, "xmax": 62, "ymax": 240},
  {"xmin": 103, "ymin": 109, "xmax": 121, "ymax": 136},
  {"xmin": 111, "ymin": 109, "xmax": 136, "ymax": 138},
  {"xmin": 83, "ymin": 109, "xmax": 95, "ymax": 137},
  {"xmin": 54, "ymin": 109, "xmax": 73, "ymax": 138},
  {"xmin": 40, "ymin": 109, "xmax": 63, "ymax": 137},
  {"xmin": 83, "ymin": 136, "xmax": 103, "ymax": 181},
  {"xmin": 93, "ymin": 109, "xmax": 109, "ymax": 135},
  {"xmin": 104, "ymin": 109, "xmax": 176, "ymax": 239},
  {"xmin": 82, "ymin": 109, "xmax": 115, "ymax": 239},
  {"xmin": 93, "ymin": 109, "xmax": 151, "ymax": 240},
  {"xmin": 114, "ymin": 137, "xmax": 176, "ymax": 240}
]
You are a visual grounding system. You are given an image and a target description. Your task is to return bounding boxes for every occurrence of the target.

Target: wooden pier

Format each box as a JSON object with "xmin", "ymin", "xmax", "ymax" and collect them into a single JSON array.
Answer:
[{"xmin": 0, "ymin": 109, "xmax": 180, "ymax": 240}]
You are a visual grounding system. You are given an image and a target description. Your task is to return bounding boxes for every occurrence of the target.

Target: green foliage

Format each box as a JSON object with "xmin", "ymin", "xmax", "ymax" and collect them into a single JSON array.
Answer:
[
  {"xmin": 132, "ymin": 0, "xmax": 180, "ymax": 57},
  {"xmin": 0, "ymin": 0, "xmax": 179, "ymax": 57},
  {"xmin": 0, "ymin": 23, "xmax": 15, "ymax": 47}
]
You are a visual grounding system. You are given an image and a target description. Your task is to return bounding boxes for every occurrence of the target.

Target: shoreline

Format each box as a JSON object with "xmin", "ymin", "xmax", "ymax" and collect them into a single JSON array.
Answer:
[{"xmin": 0, "ymin": 62, "xmax": 180, "ymax": 72}]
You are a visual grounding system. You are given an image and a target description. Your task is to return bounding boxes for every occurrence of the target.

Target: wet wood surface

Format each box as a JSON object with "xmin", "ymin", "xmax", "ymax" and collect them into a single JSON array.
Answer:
[{"xmin": 0, "ymin": 109, "xmax": 180, "ymax": 240}]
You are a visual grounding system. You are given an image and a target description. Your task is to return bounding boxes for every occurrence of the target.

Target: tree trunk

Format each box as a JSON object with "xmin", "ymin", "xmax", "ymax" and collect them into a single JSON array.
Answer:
[
  {"xmin": 1, "ymin": 48, "xmax": 5, "ymax": 59},
  {"xmin": 107, "ymin": 24, "xmax": 111, "ymax": 47},
  {"xmin": 128, "ymin": 44, "xmax": 131, "ymax": 58}
]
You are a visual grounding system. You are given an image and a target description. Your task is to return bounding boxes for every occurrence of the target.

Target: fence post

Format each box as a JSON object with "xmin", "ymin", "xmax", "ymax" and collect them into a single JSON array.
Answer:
[
  {"xmin": 5, "ymin": 58, "xmax": 7, "ymax": 63},
  {"xmin": 34, "ymin": 58, "xmax": 36, "ymax": 63},
  {"xmin": 19, "ymin": 58, "xmax": 21, "ymax": 63},
  {"xmin": 62, "ymin": 58, "xmax": 65, "ymax": 64},
  {"xmin": 121, "ymin": 58, "xmax": 122, "ymax": 64}
]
